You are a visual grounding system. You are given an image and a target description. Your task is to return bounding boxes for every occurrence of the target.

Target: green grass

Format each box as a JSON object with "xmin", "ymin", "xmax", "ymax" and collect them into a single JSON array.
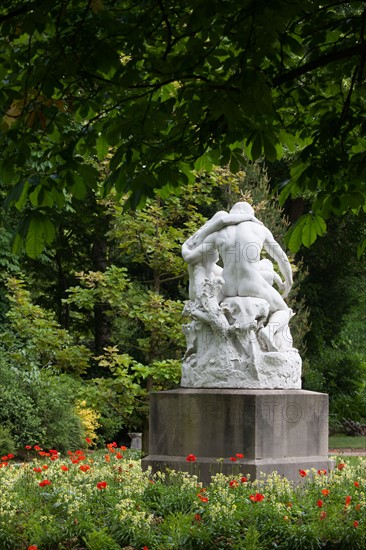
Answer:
[{"xmin": 329, "ymin": 433, "xmax": 366, "ymax": 449}]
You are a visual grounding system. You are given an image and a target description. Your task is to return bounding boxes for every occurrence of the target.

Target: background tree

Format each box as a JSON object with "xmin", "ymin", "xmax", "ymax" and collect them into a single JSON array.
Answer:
[
  {"xmin": 0, "ymin": 0, "xmax": 365, "ymax": 254},
  {"xmin": 300, "ymin": 213, "xmax": 366, "ymax": 430}
]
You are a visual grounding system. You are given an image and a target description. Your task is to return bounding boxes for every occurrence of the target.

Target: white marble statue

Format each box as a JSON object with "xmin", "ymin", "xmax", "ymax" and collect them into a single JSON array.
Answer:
[{"xmin": 181, "ymin": 202, "xmax": 302, "ymax": 389}]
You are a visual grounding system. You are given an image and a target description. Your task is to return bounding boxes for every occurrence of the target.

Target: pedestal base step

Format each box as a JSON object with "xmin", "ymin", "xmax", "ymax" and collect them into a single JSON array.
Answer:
[{"xmin": 142, "ymin": 455, "xmax": 335, "ymax": 484}]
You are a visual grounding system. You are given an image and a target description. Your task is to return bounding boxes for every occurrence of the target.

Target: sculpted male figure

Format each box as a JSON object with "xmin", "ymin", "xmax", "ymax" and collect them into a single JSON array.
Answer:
[{"xmin": 182, "ymin": 202, "xmax": 293, "ymax": 351}]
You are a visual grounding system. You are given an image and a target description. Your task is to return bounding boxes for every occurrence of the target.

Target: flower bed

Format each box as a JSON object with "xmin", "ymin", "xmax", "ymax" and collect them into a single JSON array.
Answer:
[{"xmin": 0, "ymin": 445, "xmax": 365, "ymax": 549}]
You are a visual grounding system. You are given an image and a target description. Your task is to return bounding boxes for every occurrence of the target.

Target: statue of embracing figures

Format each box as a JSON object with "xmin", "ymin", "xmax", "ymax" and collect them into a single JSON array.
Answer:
[{"xmin": 181, "ymin": 202, "xmax": 302, "ymax": 389}]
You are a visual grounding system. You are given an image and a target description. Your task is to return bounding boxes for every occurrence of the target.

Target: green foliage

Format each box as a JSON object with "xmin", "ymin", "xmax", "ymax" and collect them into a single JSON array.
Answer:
[
  {"xmin": 285, "ymin": 212, "xmax": 327, "ymax": 253},
  {"xmin": 0, "ymin": 1, "xmax": 365, "ymax": 253},
  {"xmin": 84, "ymin": 528, "xmax": 121, "ymax": 550},
  {"xmin": 0, "ymin": 357, "xmax": 85, "ymax": 450},
  {"xmin": 0, "ymin": 226, "xmax": 20, "ymax": 322},
  {"xmin": 4, "ymin": 277, "xmax": 92, "ymax": 374},
  {"xmin": 301, "ymin": 214, "xmax": 366, "ymax": 423},
  {"xmin": 0, "ymin": 425, "xmax": 16, "ymax": 457},
  {"xmin": 94, "ymin": 346, "xmax": 150, "ymax": 432}
]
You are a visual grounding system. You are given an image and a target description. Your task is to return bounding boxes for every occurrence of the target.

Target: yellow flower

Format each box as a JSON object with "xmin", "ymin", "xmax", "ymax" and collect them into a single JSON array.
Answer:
[{"xmin": 75, "ymin": 400, "xmax": 101, "ymax": 444}]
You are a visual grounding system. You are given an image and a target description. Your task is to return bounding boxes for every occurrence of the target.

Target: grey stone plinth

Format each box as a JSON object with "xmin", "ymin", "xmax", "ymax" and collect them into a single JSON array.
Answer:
[{"xmin": 142, "ymin": 389, "xmax": 334, "ymax": 483}]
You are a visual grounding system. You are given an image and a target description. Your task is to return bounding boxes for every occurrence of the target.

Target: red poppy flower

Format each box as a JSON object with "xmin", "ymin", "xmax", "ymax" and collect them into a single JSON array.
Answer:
[
  {"xmin": 50, "ymin": 455, "xmax": 58, "ymax": 461},
  {"xmin": 320, "ymin": 511, "xmax": 327, "ymax": 520},
  {"xmin": 194, "ymin": 513, "xmax": 202, "ymax": 521},
  {"xmin": 354, "ymin": 521, "xmax": 359, "ymax": 528},
  {"xmin": 229, "ymin": 479, "xmax": 239, "ymax": 487},
  {"xmin": 85, "ymin": 437, "xmax": 92, "ymax": 444},
  {"xmin": 241, "ymin": 476, "xmax": 248, "ymax": 483},
  {"xmin": 120, "ymin": 445, "xmax": 127, "ymax": 450},
  {"xmin": 79, "ymin": 464, "xmax": 90, "ymax": 472},
  {"xmin": 42, "ymin": 465, "xmax": 48, "ymax": 470},
  {"xmin": 355, "ymin": 503, "xmax": 361, "ymax": 511},
  {"xmin": 236, "ymin": 453, "xmax": 244, "ymax": 459},
  {"xmin": 299, "ymin": 469, "xmax": 307, "ymax": 477},
  {"xmin": 354, "ymin": 481, "xmax": 359, "ymax": 487},
  {"xmin": 104, "ymin": 454, "xmax": 111, "ymax": 463},
  {"xmin": 317, "ymin": 469, "xmax": 326, "ymax": 475},
  {"xmin": 97, "ymin": 481, "xmax": 107, "ymax": 490},
  {"xmin": 249, "ymin": 493, "xmax": 265, "ymax": 502},
  {"xmin": 75, "ymin": 450, "xmax": 84, "ymax": 455},
  {"xmin": 33, "ymin": 467, "xmax": 42, "ymax": 473},
  {"xmin": 345, "ymin": 495, "xmax": 351, "ymax": 506},
  {"xmin": 337, "ymin": 462, "xmax": 346, "ymax": 470},
  {"xmin": 72, "ymin": 459, "xmax": 80, "ymax": 464},
  {"xmin": 317, "ymin": 499, "xmax": 323, "ymax": 508},
  {"xmin": 61, "ymin": 465, "xmax": 69, "ymax": 472},
  {"xmin": 7, "ymin": 453, "xmax": 15, "ymax": 459},
  {"xmin": 39, "ymin": 479, "xmax": 52, "ymax": 487},
  {"xmin": 28, "ymin": 546, "xmax": 38, "ymax": 550},
  {"xmin": 143, "ymin": 547, "xmax": 149, "ymax": 550},
  {"xmin": 197, "ymin": 494, "xmax": 208, "ymax": 502},
  {"xmin": 115, "ymin": 452, "xmax": 123, "ymax": 459},
  {"xmin": 49, "ymin": 449, "xmax": 58, "ymax": 455},
  {"xmin": 25, "ymin": 445, "xmax": 32, "ymax": 450},
  {"xmin": 1, "ymin": 456, "xmax": 8, "ymax": 461},
  {"xmin": 321, "ymin": 489, "xmax": 330, "ymax": 496},
  {"xmin": 230, "ymin": 456, "xmax": 237, "ymax": 462},
  {"xmin": 186, "ymin": 454, "xmax": 196, "ymax": 462},
  {"xmin": 34, "ymin": 445, "xmax": 42, "ymax": 451}
]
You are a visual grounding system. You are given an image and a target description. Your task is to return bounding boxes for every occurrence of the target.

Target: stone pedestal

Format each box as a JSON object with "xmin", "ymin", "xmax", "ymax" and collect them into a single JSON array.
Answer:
[{"xmin": 142, "ymin": 389, "xmax": 334, "ymax": 483}]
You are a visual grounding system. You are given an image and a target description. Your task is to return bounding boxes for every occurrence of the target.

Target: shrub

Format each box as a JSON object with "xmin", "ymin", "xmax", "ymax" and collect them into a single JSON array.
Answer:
[
  {"xmin": 0, "ymin": 357, "xmax": 85, "ymax": 451},
  {"xmin": 75, "ymin": 400, "xmax": 101, "ymax": 445},
  {"xmin": 0, "ymin": 425, "xmax": 16, "ymax": 457}
]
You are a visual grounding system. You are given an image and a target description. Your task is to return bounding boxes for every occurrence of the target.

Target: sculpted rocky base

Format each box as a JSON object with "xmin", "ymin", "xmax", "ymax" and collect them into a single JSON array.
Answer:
[{"xmin": 181, "ymin": 350, "xmax": 302, "ymax": 389}]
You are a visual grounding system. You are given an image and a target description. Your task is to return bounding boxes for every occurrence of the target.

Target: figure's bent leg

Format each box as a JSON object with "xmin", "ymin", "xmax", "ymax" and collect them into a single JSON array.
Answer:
[{"xmin": 259, "ymin": 308, "xmax": 291, "ymax": 352}]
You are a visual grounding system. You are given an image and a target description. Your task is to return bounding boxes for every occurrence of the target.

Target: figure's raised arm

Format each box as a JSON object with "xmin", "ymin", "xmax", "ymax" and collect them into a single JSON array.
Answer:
[
  {"xmin": 182, "ymin": 240, "xmax": 205, "ymax": 264},
  {"xmin": 184, "ymin": 210, "xmax": 262, "ymax": 253}
]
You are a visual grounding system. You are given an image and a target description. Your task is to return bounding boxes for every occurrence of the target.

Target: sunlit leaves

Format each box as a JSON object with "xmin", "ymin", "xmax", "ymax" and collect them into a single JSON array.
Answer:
[
  {"xmin": 286, "ymin": 213, "xmax": 327, "ymax": 253},
  {"xmin": 5, "ymin": 277, "xmax": 92, "ymax": 374}
]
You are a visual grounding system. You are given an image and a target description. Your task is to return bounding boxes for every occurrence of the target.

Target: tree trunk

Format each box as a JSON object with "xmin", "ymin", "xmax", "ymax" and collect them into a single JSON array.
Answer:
[
  {"xmin": 92, "ymin": 233, "xmax": 111, "ymax": 354},
  {"xmin": 55, "ymin": 249, "xmax": 70, "ymax": 330}
]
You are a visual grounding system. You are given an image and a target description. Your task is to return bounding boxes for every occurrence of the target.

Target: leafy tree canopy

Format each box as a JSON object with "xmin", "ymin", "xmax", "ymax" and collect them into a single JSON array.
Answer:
[{"xmin": 0, "ymin": 0, "xmax": 365, "ymax": 254}]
